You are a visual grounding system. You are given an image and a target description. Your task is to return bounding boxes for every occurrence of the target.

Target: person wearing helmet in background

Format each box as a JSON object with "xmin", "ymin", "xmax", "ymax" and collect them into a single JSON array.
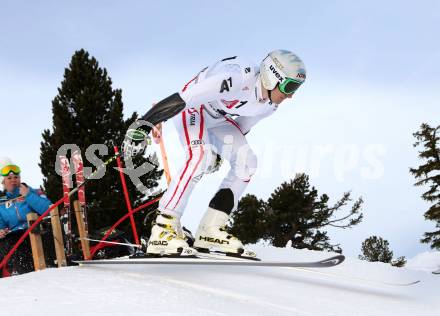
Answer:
[
  {"xmin": 0, "ymin": 157, "xmax": 52, "ymax": 276},
  {"xmin": 123, "ymin": 50, "xmax": 306, "ymax": 258},
  {"xmin": 0, "ymin": 157, "xmax": 52, "ymax": 234}
]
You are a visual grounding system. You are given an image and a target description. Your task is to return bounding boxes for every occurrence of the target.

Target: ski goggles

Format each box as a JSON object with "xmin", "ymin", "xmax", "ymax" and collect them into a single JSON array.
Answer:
[
  {"xmin": 278, "ymin": 78, "xmax": 303, "ymax": 95},
  {"xmin": 1, "ymin": 165, "xmax": 21, "ymax": 176}
]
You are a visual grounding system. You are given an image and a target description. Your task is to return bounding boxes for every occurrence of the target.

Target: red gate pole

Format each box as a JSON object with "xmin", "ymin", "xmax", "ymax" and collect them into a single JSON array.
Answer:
[
  {"xmin": 114, "ymin": 146, "xmax": 140, "ymax": 245},
  {"xmin": 0, "ymin": 201, "xmax": 63, "ymax": 270},
  {"xmin": 89, "ymin": 197, "xmax": 160, "ymax": 258}
]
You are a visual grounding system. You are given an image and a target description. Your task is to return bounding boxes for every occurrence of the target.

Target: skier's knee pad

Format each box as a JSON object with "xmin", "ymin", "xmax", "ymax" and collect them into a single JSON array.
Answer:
[{"xmin": 209, "ymin": 188, "xmax": 234, "ymax": 215}]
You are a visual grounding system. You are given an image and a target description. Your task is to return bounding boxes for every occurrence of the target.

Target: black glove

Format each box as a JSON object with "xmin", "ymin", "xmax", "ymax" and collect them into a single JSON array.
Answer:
[{"xmin": 122, "ymin": 93, "xmax": 186, "ymax": 158}]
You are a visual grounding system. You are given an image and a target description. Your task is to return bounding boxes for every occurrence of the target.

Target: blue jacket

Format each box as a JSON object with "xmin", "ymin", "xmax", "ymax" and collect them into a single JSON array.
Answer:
[{"xmin": 0, "ymin": 186, "xmax": 52, "ymax": 231}]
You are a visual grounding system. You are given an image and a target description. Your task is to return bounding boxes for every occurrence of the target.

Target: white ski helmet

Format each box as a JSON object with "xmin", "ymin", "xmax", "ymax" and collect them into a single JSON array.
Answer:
[
  {"xmin": 0, "ymin": 157, "xmax": 19, "ymax": 184},
  {"xmin": 260, "ymin": 50, "xmax": 306, "ymax": 94}
]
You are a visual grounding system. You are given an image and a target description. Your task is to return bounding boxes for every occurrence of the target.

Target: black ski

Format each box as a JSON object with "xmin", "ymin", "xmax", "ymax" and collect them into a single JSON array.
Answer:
[{"xmin": 76, "ymin": 254, "xmax": 345, "ymax": 268}]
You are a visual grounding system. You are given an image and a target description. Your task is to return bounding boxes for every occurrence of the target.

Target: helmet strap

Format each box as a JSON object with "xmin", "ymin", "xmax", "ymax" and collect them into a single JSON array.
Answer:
[{"xmin": 268, "ymin": 88, "xmax": 273, "ymax": 103}]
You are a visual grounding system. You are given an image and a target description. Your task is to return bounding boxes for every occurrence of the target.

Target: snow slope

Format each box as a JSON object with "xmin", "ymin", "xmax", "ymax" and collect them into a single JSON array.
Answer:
[
  {"xmin": 406, "ymin": 251, "xmax": 440, "ymax": 273},
  {"xmin": 0, "ymin": 246, "xmax": 438, "ymax": 316}
]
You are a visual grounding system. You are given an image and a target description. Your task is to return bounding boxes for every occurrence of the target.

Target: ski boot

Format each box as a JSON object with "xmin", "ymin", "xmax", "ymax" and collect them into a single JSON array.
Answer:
[
  {"xmin": 146, "ymin": 213, "xmax": 197, "ymax": 257},
  {"xmin": 194, "ymin": 207, "xmax": 257, "ymax": 259}
]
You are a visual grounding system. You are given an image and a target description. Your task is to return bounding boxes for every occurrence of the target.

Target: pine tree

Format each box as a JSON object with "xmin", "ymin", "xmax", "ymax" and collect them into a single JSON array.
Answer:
[
  {"xmin": 230, "ymin": 173, "xmax": 363, "ymax": 252},
  {"xmin": 359, "ymin": 236, "xmax": 406, "ymax": 267},
  {"xmin": 229, "ymin": 194, "xmax": 267, "ymax": 244},
  {"xmin": 410, "ymin": 123, "xmax": 440, "ymax": 249},
  {"xmin": 39, "ymin": 49, "xmax": 162, "ymax": 240},
  {"xmin": 391, "ymin": 256, "xmax": 407, "ymax": 268}
]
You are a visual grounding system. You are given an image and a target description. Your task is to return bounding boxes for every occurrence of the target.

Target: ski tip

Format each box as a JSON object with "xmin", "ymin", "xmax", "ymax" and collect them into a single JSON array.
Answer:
[
  {"xmin": 410, "ymin": 280, "xmax": 421, "ymax": 285},
  {"xmin": 385, "ymin": 279, "xmax": 422, "ymax": 286},
  {"xmin": 320, "ymin": 255, "xmax": 345, "ymax": 266}
]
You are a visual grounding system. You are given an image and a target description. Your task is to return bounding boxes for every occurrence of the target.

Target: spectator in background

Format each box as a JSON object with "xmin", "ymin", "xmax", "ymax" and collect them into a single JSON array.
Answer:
[{"xmin": 0, "ymin": 157, "xmax": 52, "ymax": 276}]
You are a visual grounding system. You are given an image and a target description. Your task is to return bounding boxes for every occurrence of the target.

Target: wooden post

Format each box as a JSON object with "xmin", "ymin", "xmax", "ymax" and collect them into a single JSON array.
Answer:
[
  {"xmin": 26, "ymin": 213, "xmax": 46, "ymax": 271},
  {"xmin": 73, "ymin": 200, "xmax": 91, "ymax": 260},
  {"xmin": 50, "ymin": 206, "xmax": 67, "ymax": 267}
]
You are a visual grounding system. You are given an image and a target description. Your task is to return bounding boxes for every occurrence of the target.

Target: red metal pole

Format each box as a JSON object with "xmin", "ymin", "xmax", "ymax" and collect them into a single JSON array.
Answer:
[
  {"xmin": 90, "ymin": 197, "xmax": 160, "ymax": 258},
  {"xmin": 114, "ymin": 146, "xmax": 140, "ymax": 245},
  {"xmin": 0, "ymin": 199, "xmax": 64, "ymax": 270}
]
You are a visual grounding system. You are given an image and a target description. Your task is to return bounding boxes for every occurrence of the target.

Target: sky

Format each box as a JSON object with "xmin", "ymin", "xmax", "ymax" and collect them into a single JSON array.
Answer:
[{"xmin": 1, "ymin": 0, "xmax": 439, "ymax": 258}]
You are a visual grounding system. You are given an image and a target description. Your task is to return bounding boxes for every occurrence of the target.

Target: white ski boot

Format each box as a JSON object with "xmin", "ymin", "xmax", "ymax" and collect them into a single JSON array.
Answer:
[
  {"xmin": 194, "ymin": 207, "xmax": 257, "ymax": 258},
  {"xmin": 147, "ymin": 213, "xmax": 197, "ymax": 257}
]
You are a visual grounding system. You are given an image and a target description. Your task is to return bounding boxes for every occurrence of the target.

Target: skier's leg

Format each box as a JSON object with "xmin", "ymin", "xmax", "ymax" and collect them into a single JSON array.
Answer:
[
  {"xmin": 158, "ymin": 106, "xmax": 214, "ymax": 217},
  {"xmin": 148, "ymin": 106, "xmax": 213, "ymax": 255},
  {"xmin": 194, "ymin": 122, "xmax": 257, "ymax": 257}
]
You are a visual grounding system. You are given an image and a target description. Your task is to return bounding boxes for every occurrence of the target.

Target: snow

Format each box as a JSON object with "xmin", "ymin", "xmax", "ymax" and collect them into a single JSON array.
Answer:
[
  {"xmin": 0, "ymin": 246, "xmax": 438, "ymax": 316},
  {"xmin": 406, "ymin": 251, "xmax": 440, "ymax": 272}
]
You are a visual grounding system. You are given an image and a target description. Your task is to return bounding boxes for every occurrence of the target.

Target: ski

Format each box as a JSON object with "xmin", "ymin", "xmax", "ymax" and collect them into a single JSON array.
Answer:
[
  {"xmin": 433, "ymin": 268, "xmax": 440, "ymax": 275},
  {"xmin": 84, "ymin": 238, "xmax": 142, "ymax": 248},
  {"xmin": 195, "ymin": 249, "xmax": 261, "ymax": 261},
  {"xmin": 288, "ymin": 266, "xmax": 420, "ymax": 287},
  {"xmin": 59, "ymin": 155, "xmax": 73, "ymax": 258},
  {"xmin": 76, "ymin": 254, "xmax": 421, "ymax": 286},
  {"xmin": 72, "ymin": 150, "xmax": 89, "ymax": 235},
  {"xmin": 76, "ymin": 254, "xmax": 345, "ymax": 268}
]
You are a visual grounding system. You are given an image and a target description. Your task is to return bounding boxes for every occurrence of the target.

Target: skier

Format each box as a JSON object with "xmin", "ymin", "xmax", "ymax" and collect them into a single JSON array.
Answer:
[{"xmin": 123, "ymin": 50, "xmax": 306, "ymax": 257}]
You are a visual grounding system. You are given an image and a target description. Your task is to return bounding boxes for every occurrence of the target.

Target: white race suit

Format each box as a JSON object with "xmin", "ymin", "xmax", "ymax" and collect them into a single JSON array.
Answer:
[{"xmin": 159, "ymin": 56, "xmax": 279, "ymax": 217}]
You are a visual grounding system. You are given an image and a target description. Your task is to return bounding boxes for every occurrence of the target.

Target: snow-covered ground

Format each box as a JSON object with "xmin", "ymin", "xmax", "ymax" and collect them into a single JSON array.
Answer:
[{"xmin": 0, "ymin": 246, "xmax": 438, "ymax": 316}]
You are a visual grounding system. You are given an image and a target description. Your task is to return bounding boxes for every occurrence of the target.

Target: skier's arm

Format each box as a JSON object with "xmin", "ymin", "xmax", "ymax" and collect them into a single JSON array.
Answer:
[
  {"xmin": 140, "ymin": 71, "xmax": 241, "ymax": 128},
  {"xmin": 123, "ymin": 72, "xmax": 241, "ymax": 157},
  {"xmin": 179, "ymin": 72, "xmax": 242, "ymax": 108},
  {"xmin": 141, "ymin": 93, "xmax": 186, "ymax": 129},
  {"xmin": 122, "ymin": 93, "xmax": 186, "ymax": 157}
]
